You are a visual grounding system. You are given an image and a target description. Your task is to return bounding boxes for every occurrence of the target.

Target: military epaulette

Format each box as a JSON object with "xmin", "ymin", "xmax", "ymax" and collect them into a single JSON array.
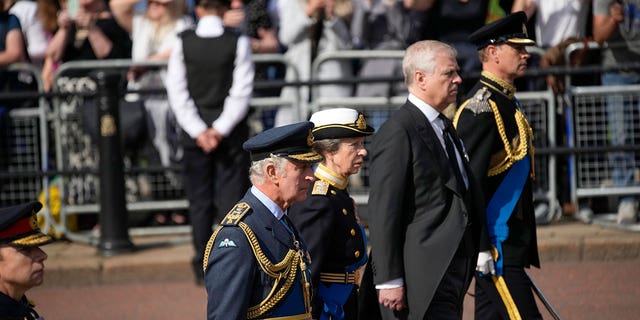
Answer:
[
  {"xmin": 220, "ymin": 202, "xmax": 251, "ymax": 226},
  {"xmin": 311, "ymin": 180, "xmax": 330, "ymax": 195},
  {"xmin": 463, "ymin": 87, "xmax": 494, "ymax": 115}
]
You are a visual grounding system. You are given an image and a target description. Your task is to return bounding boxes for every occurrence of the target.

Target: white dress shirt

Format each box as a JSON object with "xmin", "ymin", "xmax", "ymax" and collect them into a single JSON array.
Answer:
[{"xmin": 165, "ymin": 15, "xmax": 254, "ymax": 139}]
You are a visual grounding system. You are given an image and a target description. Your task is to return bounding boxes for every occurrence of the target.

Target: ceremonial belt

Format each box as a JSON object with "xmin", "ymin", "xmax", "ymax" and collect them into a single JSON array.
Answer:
[
  {"xmin": 318, "ymin": 224, "xmax": 369, "ymax": 320},
  {"xmin": 320, "ymin": 269, "xmax": 361, "ymax": 285},
  {"xmin": 485, "ymin": 154, "xmax": 530, "ymax": 276},
  {"xmin": 261, "ymin": 312, "xmax": 313, "ymax": 320}
]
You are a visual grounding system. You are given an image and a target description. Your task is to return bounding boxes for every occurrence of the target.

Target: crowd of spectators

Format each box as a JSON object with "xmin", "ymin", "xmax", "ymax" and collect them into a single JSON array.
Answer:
[{"xmin": 3, "ymin": 0, "xmax": 595, "ymax": 122}]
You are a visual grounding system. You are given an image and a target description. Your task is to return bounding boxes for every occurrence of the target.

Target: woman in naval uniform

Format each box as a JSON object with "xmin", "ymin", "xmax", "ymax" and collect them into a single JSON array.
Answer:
[{"xmin": 288, "ymin": 108, "xmax": 374, "ymax": 320}]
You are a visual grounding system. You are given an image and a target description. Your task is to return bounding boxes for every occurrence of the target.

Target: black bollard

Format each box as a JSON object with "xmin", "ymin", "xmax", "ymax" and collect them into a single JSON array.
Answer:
[{"xmin": 93, "ymin": 70, "xmax": 135, "ymax": 256}]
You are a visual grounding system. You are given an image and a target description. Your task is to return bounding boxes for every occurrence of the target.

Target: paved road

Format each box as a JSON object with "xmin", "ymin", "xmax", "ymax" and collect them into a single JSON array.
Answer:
[{"xmin": 30, "ymin": 260, "xmax": 640, "ymax": 319}]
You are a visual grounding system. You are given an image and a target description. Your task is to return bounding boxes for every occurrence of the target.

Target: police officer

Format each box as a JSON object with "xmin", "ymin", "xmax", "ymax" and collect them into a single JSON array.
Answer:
[
  {"xmin": 203, "ymin": 121, "xmax": 323, "ymax": 320},
  {"xmin": 288, "ymin": 108, "xmax": 374, "ymax": 320},
  {"xmin": 0, "ymin": 201, "xmax": 54, "ymax": 319},
  {"xmin": 454, "ymin": 11, "xmax": 542, "ymax": 320}
]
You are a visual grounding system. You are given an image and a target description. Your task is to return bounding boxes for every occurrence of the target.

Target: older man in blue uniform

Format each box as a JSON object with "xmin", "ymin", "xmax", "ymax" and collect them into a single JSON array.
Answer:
[
  {"xmin": 454, "ymin": 11, "xmax": 542, "ymax": 320},
  {"xmin": 203, "ymin": 121, "xmax": 323, "ymax": 320},
  {"xmin": 0, "ymin": 201, "xmax": 54, "ymax": 319}
]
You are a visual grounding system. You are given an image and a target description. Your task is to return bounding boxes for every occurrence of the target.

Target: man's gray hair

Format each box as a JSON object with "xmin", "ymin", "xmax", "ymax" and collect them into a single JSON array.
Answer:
[
  {"xmin": 402, "ymin": 40, "xmax": 457, "ymax": 87},
  {"xmin": 249, "ymin": 155, "xmax": 289, "ymax": 185}
]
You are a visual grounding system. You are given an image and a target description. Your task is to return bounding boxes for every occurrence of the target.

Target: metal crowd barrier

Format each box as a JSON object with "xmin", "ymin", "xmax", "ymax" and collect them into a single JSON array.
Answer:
[
  {"xmin": 0, "ymin": 63, "xmax": 58, "ymax": 233},
  {"xmin": 567, "ymin": 84, "xmax": 640, "ymax": 201},
  {"xmin": 44, "ymin": 55, "xmax": 300, "ymax": 243},
  {"xmin": 560, "ymin": 41, "xmax": 640, "ymax": 228},
  {"xmin": 5, "ymin": 45, "xmax": 640, "ymax": 240}
]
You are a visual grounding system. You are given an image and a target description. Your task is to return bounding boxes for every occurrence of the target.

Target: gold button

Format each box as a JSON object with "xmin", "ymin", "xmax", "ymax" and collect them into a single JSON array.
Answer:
[
  {"xmin": 331, "ymin": 190, "xmax": 337, "ymax": 195},
  {"xmin": 342, "ymin": 209, "xmax": 348, "ymax": 215},
  {"xmin": 350, "ymin": 229, "xmax": 356, "ymax": 236},
  {"xmin": 354, "ymin": 251, "xmax": 360, "ymax": 258}
]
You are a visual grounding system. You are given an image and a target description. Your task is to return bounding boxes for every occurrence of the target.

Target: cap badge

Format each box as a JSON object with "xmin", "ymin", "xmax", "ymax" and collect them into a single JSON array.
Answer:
[
  {"xmin": 306, "ymin": 130, "xmax": 314, "ymax": 146},
  {"xmin": 356, "ymin": 113, "xmax": 367, "ymax": 130},
  {"xmin": 29, "ymin": 214, "xmax": 38, "ymax": 230}
]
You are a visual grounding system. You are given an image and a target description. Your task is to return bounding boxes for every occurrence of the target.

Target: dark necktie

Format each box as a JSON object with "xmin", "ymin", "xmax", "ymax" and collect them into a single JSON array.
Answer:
[{"xmin": 439, "ymin": 114, "xmax": 467, "ymax": 191}]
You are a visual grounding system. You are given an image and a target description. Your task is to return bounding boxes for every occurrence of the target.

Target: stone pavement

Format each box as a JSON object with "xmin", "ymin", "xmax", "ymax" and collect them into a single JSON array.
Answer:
[{"xmin": 41, "ymin": 218, "xmax": 640, "ymax": 288}]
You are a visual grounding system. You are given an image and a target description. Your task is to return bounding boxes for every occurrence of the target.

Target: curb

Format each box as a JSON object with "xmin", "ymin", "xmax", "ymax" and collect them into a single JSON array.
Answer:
[{"xmin": 41, "ymin": 222, "xmax": 640, "ymax": 288}]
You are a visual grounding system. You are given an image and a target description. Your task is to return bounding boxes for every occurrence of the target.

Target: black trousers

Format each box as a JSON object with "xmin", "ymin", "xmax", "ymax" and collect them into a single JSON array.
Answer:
[
  {"xmin": 422, "ymin": 228, "xmax": 474, "ymax": 320},
  {"xmin": 475, "ymin": 265, "xmax": 542, "ymax": 320},
  {"xmin": 183, "ymin": 122, "xmax": 250, "ymax": 268},
  {"xmin": 366, "ymin": 229, "xmax": 474, "ymax": 320}
]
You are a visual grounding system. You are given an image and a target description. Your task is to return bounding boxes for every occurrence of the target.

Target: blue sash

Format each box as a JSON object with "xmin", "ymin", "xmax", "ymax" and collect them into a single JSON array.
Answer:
[
  {"xmin": 484, "ymin": 155, "xmax": 530, "ymax": 276},
  {"xmin": 318, "ymin": 224, "xmax": 368, "ymax": 320}
]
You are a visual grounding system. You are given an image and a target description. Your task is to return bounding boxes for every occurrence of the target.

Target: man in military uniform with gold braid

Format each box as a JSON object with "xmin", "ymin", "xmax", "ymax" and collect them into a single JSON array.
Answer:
[
  {"xmin": 0, "ymin": 201, "xmax": 55, "ymax": 320},
  {"xmin": 203, "ymin": 121, "xmax": 323, "ymax": 320},
  {"xmin": 454, "ymin": 11, "xmax": 542, "ymax": 320},
  {"xmin": 288, "ymin": 108, "xmax": 374, "ymax": 320}
]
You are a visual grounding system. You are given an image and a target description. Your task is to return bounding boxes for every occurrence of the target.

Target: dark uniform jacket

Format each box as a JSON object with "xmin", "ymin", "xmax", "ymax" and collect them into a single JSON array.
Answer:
[
  {"xmin": 203, "ymin": 189, "xmax": 312, "ymax": 320},
  {"xmin": 454, "ymin": 71, "xmax": 540, "ymax": 269},
  {"xmin": 367, "ymin": 101, "xmax": 490, "ymax": 319},
  {"xmin": 0, "ymin": 292, "xmax": 41, "ymax": 320},
  {"xmin": 288, "ymin": 164, "xmax": 367, "ymax": 319}
]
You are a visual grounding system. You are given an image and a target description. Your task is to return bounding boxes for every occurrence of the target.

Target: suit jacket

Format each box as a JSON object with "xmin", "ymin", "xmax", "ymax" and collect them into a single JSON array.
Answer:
[
  {"xmin": 204, "ymin": 190, "xmax": 312, "ymax": 320},
  {"xmin": 367, "ymin": 101, "xmax": 489, "ymax": 319}
]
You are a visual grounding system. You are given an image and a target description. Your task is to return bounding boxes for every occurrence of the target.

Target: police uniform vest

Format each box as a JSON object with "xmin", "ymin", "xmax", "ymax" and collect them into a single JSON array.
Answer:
[
  {"xmin": 181, "ymin": 28, "xmax": 238, "ymax": 123},
  {"xmin": 204, "ymin": 199, "xmax": 313, "ymax": 319},
  {"xmin": 454, "ymin": 71, "xmax": 540, "ymax": 269}
]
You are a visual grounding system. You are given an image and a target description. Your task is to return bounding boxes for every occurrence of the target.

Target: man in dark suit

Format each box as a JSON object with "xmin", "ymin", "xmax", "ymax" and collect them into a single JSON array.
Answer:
[
  {"xmin": 453, "ymin": 12, "xmax": 542, "ymax": 320},
  {"xmin": 366, "ymin": 40, "xmax": 492, "ymax": 320},
  {"xmin": 203, "ymin": 121, "xmax": 323, "ymax": 320}
]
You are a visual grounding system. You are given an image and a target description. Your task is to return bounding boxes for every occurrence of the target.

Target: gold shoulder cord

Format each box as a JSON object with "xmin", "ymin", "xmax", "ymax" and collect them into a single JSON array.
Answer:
[
  {"xmin": 238, "ymin": 222, "xmax": 311, "ymax": 319},
  {"xmin": 488, "ymin": 104, "xmax": 533, "ymax": 177},
  {"xmin": 453, "ymin": 97, "xmax": 534, "ymax": 178},
  {"xmin": 203, "ymin": 225, "xmax": 223, "ymax": 272},
  {"xmin": 202, "ymin": 219, "xmax": 311, "ymax": 319}
]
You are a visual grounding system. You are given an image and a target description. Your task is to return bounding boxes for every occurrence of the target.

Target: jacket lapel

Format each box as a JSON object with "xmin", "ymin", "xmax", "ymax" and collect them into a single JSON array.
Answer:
[{"xmin": 403, "ymin": 102, "xmax": 461, "ymax": 195}]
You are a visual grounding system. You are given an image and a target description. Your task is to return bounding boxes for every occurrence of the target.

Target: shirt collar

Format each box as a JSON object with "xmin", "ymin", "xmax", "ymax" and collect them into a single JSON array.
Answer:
[
  {"xmin": 250, "ymin": 186, "xmax": 286, "ymax": 220},
  {"xmin": 408, "ymin": 93, "xmax": 441, "ymax": 126},
  {"xmin": 195, "ymin": 15, "xmax": 224, "ymax": 37}
]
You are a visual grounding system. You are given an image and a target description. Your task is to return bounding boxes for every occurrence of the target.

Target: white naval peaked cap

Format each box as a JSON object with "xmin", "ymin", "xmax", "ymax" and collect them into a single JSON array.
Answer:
[{"xmin": 309, "ymin": 108, "xmax": 374, "ymax": 140}]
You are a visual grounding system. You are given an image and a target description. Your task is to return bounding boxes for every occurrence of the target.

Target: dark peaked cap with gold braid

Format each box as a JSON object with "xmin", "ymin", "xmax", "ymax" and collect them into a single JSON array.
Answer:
[
  {"xmin": 310, "ymin": 108, "xmax": 374, "ymax": 140},
  {"xmin": 0, "ymin": 201, "xmax": 54, "ymax": 247},
  {"xmin": 243, "ymin": 121, "xmax": 323, "ymax": 163},
  {"xmin": 468, "ymin": 11, "xmax": 535, "ymax": 50}
]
